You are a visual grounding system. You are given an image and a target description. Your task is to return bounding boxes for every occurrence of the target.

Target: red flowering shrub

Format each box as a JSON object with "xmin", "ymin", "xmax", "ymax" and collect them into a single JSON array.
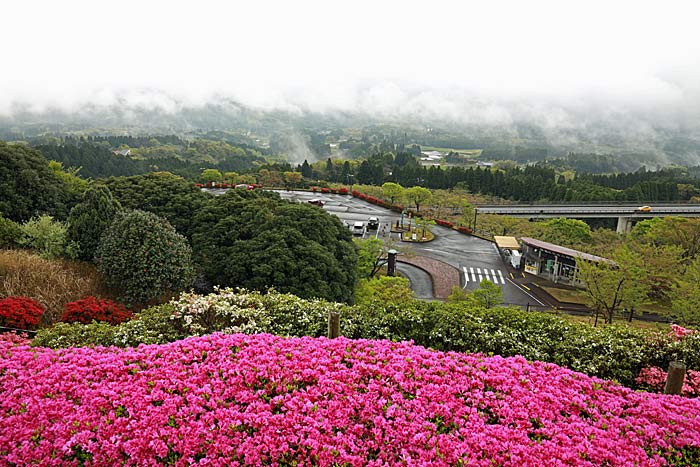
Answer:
[
  {"xmin": 338, "ymin": 187, "xmax": 348, "ymax": 195},
  {"xmin": 61, "ymin": 297, "xmax": 134, "ymax": 325},
  {"xmin": 436, "ymin": 219, "xmax": 455, "ymax": 228},
  {"xmin": 311, "ymin": 186, "xmax": 318, "ymax": 192},
  {"xmin": 320, "ymin": 187, "xmax": 330, "ymax": 193},
  {"xmin": 457, "ymin": 226, "xmax": 473, "ymax": 234},
  {"xmin": 0, "ymin": 296, "xmax": 45, "ymax": 330}
]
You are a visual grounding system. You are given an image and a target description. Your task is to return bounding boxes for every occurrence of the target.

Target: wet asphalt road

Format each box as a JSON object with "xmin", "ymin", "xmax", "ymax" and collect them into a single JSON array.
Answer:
[
  {"xmin": 205, "ymin": 189, "xmax": 541, "ymax": 307},
  {"xmin": 273, "ymin": 190, "xmax": 541, "ymax": 307}
]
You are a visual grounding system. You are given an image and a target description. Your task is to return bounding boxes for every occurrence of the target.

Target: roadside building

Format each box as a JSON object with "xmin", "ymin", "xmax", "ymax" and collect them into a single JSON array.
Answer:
[
  {"xmin": 519, "ymin": 237, "xmax": 614, "ymax": 287},
  {"xmin": 494, "ymin": 235, "xmax": 522, "ymax": 269}
]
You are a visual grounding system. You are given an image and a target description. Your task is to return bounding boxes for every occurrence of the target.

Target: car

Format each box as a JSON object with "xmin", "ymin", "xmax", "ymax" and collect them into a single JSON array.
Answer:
[
  {"xmin": 367, "ymin": 217, "xmax": 380, "ymax": 230},
  {"xmin": 352, "ymin": 221, "xmax": 365, "ymax": 236},
  {"xmin": 635, "ymin": 205, "xmax": 652, "ymax": 212},
  {"xmin": 308, "ymin": 199, "xmax": 325, "ymax": 207}
]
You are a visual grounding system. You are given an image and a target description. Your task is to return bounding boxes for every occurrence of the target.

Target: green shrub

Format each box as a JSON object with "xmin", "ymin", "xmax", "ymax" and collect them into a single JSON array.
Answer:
[
  {"xmin": 112, "ymin": 304, "xmax": 185, "ymax": 347},
  {"xmin": 67, "ymin": 185, "xmax": 121, "ymax": 261},
  {"xmin": 96, "ymin": 210, "xmax": 195, "ymax": 305},
  {"xmin": 0, "ymin": 216, "xmax": 22, "ymax": 248},
  {"xmin": 20, "ymin": 215, "xmax": 68, "ymax": 259},
  {"xmin": 33, "ymin": 321, "xmax": 116, "ymax": 348}
]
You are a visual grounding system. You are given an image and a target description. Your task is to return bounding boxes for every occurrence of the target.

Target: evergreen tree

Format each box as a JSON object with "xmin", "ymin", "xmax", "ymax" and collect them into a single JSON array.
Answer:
[{"xmin": 67, "ymin": 185, "xmax": 122, "ymax": 261}]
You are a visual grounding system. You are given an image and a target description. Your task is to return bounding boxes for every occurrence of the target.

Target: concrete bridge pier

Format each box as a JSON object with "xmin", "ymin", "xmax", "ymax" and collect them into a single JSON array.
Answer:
[{"xmin": 616, "ymin": 216, "xmax": 632, "ymax": 234}]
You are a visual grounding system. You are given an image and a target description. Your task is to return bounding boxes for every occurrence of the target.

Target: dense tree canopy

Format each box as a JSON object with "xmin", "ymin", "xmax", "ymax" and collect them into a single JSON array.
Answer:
[
  {"xmin": 0, "ymin": 142, "xmax": 73, "ymax": 222},
  {"xmin": 96, "ymin": 210, "xmax": 196, "ymax": 306},
  {"xmin": 104, "ymin": 172, "xmax": 211, "ymax": 239},
  {"xmin": 191, "ymin": 191, "xmax": 357, "ymax": 303}
]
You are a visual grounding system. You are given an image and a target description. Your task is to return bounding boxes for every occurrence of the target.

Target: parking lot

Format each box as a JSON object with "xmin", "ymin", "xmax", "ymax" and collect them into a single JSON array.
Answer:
[{"xmin": 275, "ymin": 190, "xmax": 401, "ymax": 240}]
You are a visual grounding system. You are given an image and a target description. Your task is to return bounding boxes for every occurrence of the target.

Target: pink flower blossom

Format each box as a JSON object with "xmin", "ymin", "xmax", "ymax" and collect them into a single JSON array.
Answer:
[{"xmin": 1, "ymin": 334, "xmax": 699, "ymax": 466}]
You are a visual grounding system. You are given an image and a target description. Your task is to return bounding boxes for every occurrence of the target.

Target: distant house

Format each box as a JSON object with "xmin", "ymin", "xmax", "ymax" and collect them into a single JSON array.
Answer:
[
  {"xmin": 420, "ymin": 150, "xmax": 444, "ymax": 163},
  {"xmin": 113, "ymin": 149, "xmax": 131, "ymax": 157},
  {"xmin": 476, "ymin": 161, "xmax": 493, "ymax": 167}
]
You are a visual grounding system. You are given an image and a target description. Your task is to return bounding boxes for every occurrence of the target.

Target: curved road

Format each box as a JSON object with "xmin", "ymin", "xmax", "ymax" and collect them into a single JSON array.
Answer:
[
  {"xmin": 267, "ymin": 190, "xmax": 541, "ymax": 307},
  {"xmin": 396, "ymin": 263, "xmax": 434, "ymax": 300}
]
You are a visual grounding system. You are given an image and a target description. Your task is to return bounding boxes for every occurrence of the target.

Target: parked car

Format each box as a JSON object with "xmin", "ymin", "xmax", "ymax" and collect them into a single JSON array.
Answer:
[
  {"xmin": 308, "ymin": 199, "xmax": 325, "ymax": 207},
  {"xmin": 367, "ymin": 217, "xmax": 380, "ymax": 230},
  {"xmin": 352, "ymin": 221, "xmax": 365, "ymax": 236}
]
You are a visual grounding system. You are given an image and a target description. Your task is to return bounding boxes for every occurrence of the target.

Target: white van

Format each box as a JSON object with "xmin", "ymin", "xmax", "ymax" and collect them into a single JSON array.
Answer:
[{"xmin": 352, "ymin": 221, "xmax": 365, "ymax": 236}]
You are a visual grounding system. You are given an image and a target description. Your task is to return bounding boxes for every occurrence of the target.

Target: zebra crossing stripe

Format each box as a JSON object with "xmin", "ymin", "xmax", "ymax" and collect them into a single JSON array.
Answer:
[{"xmin": 462, "ymin": 265, "xmax": 508, "ymax": 285}]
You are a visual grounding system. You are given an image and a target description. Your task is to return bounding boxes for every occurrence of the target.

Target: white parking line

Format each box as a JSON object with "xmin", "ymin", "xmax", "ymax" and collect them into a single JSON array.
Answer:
[
  {"xmin": 498, "ymin": 270, "xmax": 505, "ymax": 284},
  {"xmin": 491, "ymin": 269, "xmax": 498, "ymax": 284},
  {"xmin": 462, "ymin": 266, "xmax": 469, "ymax": 288},
  {"xmin": 470, "ymin": 267, "xmax": 475, "ymax": 282}
]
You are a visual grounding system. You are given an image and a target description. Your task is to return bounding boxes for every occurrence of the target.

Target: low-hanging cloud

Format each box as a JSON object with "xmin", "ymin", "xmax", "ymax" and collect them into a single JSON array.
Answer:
[{"xmin": 1, "ymin": 0, "xmax": 700, "ymax": 167}]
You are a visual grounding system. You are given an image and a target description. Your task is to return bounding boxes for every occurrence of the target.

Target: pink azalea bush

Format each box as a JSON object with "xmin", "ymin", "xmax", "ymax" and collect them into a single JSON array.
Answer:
[
  {"xmin": 670, "ymin": 324, "xmax": 696, "ymax": 340},
  {"xmin": 3, "ymin": 335, "xmax": 700, "ymax": 466},
  {"xmin": 636, "ymin": 366, "xmax": 700, "ymax": 397}
]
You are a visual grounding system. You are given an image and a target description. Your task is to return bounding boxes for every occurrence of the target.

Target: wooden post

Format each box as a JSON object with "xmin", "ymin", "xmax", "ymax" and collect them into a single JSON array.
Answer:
[
  {"xmin": 664, "ymin": 361, "xmax": 686, "ymax": 395},
  {"xmin": 327, "ymin": 311, "xmax": 340, "ymax": 339}
]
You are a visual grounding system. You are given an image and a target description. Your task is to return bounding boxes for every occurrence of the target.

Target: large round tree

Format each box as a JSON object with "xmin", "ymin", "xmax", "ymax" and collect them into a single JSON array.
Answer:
[
  {"xmin": 67, "ymin": 185, "xmax": 122, "ymax": 261},
  {"xmin": 96, "ymin": 210, "xmax": 196, "ymax": 305},
  {"xmin": 192, "ymin": 191, "xmax": 357, "ymax": 303}
]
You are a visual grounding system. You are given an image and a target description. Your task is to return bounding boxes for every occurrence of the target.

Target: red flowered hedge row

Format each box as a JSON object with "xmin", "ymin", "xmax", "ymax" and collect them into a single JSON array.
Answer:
[
  {"xmin": 61, "ymin": 297, "xmax": 134, "ymax": 325},
  {"xmin": 0, "ymin": 296, "xmax": 44, "ymax": 330},
  {"xmin": 435, "ymin": 219, "xmax": 454, "ymax": 228},
  {"xmin": 351, "ymin": 191, "xmax": 395, "ymax": 210}
]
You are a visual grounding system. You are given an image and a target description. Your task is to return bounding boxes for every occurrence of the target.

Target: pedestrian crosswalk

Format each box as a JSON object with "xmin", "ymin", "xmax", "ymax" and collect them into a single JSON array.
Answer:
[{"xmin": 462, "ymin": 266, "xmax": 507, "ymax": 285}]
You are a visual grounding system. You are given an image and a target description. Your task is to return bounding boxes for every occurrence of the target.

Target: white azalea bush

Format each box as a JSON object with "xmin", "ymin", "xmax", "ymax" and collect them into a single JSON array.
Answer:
[
  {"xmin": 170, "ymin": 287, "xmax": 270, "ymax": 336},
  {"xmin": 169, "ymin": 287, "xmax": 348, "ymax": 338}
]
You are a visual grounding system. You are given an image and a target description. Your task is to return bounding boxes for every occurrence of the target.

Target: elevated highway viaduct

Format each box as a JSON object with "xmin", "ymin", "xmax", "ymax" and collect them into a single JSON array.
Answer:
[{"xmin": 475, "ymin": 204, "xmax": 700, "ymax": 233}]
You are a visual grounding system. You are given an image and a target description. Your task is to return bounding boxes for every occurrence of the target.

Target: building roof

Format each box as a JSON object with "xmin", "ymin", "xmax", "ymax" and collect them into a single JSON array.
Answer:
[
  {"xmin": 519, "ymin": 237, "xmax": 615, "ymax": 265},
  {"xmin": 494, "ymin": 236, "xmax": 520, "ymax": 250}
]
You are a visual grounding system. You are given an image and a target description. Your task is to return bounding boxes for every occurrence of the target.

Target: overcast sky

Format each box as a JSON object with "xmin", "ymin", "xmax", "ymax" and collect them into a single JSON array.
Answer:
[{"xmin": 2, "ymin": 0, "xmax": 699, "ymax": 124}]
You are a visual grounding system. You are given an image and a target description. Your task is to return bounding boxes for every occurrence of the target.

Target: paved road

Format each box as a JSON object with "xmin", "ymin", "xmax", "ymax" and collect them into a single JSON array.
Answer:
[
  {"xmin": 396, "ymin": 263, "xmax": 434, "ymax": 300},
  {"xmin": 269, "ymin": 190, "xmax": 540, "ymax": 307}
]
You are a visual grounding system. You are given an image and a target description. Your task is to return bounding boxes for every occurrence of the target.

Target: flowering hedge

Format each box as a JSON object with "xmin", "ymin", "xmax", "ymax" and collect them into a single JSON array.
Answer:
[
  {"xmin": 2, "ymin": 333, "xmax": 700, "ymax": 466},
  {"xmin": 32, "ymin": 290, "xmax": 700, "ymax": 389},
  {"xmin": 0, "ymin": 296, "xmax": 44, "ymax": 330},
  {"xmin": 61, "ymin": 297, "xmax": 134, "ymax": 325},
  {"xmin": 435, "ymin": 219, "xmax": 454, "ymax": 228}
]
